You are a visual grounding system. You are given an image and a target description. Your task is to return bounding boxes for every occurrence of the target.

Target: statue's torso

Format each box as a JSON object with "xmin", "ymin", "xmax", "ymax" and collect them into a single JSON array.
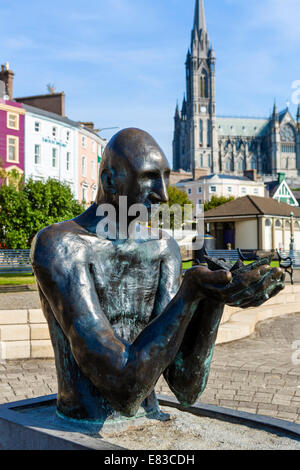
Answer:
[
  {"xmin": 88, "ymin": 235, "xmax": 162, "ymax": 342},
  {"xmin": 38, "ymin": 227, "xmax": 168, "ymax": 421}
]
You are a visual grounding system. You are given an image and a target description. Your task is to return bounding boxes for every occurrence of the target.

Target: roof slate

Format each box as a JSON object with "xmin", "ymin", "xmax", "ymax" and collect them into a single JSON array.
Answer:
[
  {"xmin": 216, "ymin": 117, "xmax": 269, "ymax": 137},
  {"xmin": 204, "ymin": 195, "xmax": 300, "ymax": 219}
]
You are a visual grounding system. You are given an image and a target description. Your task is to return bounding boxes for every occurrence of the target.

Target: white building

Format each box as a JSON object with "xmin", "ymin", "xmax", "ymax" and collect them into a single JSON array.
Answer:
[
  {"xmin": 23, "ymin": 105, "xmax": 107, "ymax": 202},
  {"xmin": 23, "ymin": 105, "xmax": 79, "ymax": 198},
  {"xmin": 176, "ymin": 174, "xmax": 265, "ymax": 212}
]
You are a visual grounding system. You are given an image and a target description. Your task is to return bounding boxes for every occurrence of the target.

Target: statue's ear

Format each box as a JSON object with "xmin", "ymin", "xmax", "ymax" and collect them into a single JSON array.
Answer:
[{"xmin": 101, "ymin": 169, "xmax": 117, "ymax": 194}]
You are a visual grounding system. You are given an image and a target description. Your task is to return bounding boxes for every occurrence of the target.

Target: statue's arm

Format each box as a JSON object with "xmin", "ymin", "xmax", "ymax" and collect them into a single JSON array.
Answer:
[
  {"xmin": 154, "ymin": 242, "xmax": 285, "ymax": 407},
  {"xmin": 31, "ymin": 229, "xmax": 205, "ymax": 417},
  {"xmin": 152, "ymin": 241, "xmax": 225, "ymax": 406}
]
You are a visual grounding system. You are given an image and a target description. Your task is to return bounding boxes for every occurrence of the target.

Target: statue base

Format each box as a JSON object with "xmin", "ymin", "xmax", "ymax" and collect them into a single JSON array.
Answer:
[{"xmin": 0, "ymin": 394, "xmax": 299, "ymax": 450}]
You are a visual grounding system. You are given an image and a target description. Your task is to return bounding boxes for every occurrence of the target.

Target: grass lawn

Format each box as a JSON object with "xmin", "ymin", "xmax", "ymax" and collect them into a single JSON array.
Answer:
[
  {"xmin": 0, "ymin": 273, "xmax": 36, "ymax": 286},
  {"xmin": 182, "ymin": 260, "xmax": 280, "ymax": 270}
]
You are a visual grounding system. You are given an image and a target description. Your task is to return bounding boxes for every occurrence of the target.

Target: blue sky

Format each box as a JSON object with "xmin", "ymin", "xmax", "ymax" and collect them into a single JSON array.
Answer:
[{"xmin": 1, "ymin": 0, "xmax": 300, "ymax": 165}]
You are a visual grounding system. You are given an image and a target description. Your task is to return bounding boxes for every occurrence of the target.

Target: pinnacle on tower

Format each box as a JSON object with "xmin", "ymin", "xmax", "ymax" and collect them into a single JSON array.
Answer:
[
  {"xmin": 272, "ymin": 100, "xmax": 278, "ymax": 120},
  {"xmin": 297, "ymin": 103, "xmax": 300, "ymax": 121}
]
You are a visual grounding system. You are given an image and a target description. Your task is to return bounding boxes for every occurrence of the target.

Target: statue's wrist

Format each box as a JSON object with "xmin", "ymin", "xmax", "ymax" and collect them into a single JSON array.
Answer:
[{"xmin": 180, "ymin": 274, "xmax": 205, "ymax": 302}]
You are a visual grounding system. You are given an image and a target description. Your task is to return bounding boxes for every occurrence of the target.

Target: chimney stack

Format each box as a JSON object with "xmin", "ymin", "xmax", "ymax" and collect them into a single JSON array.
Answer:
[
  {"xmin": 193, "ymin": 168, "xmax": 209, "ymax": 180},
  {"xmin": 0, "ymin": 63, "xmax": 14, "ymax": 100},
  {"xmin": 244, "ymin": 169, "xmax": 258, "ymax": 181}
]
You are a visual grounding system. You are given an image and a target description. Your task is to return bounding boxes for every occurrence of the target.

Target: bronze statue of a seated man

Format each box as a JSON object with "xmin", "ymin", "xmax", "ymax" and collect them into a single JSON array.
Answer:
[{"xmin": 30, "ymin": 128, "xmax": 285, "ymax": 423}]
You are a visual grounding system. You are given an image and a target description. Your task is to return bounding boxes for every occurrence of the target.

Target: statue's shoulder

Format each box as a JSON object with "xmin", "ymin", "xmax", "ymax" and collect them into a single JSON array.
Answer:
[
  {"xmin": 30, "ymin": 220, "xmax": 87, "ymax": 268},
  {"xmin": 155, "ymin": 230, "xmax": 181, "ymax": 261}
]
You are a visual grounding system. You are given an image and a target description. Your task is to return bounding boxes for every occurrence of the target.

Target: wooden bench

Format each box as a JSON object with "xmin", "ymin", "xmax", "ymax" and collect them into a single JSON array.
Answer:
[{"xmin": 0, "ymin": 249, "xmax": 33, "ymax": 274}]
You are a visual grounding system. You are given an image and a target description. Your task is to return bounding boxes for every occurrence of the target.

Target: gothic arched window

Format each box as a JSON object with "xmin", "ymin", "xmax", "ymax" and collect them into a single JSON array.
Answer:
[
  {"xmin": 250, "ymin": 157, "xmax": 257, "ymax": 170},
  {"xmin": 280, "ymin": 124, "xmax": 295, "ymax": 143},
  {"xmin": 225, "ymin": 158, "xmax": 233, "ymax": 172},
  {"xmin": 207, "ymin": 121, "xmax": 211, "ymax": 147},
  {"xmin": 237, "ymin": 159, "xmax": 245, "ymax": 172},
  {"xmin": 200, "ymin": 70, "xmax": 208, "ymax": 98},
  {"xmin": 280, "ymin": 124, "xmax": 296, "ymax": 154},
  {"xmin": 199, "ymin": 119, "xmax": 203, "ymax": 145}
]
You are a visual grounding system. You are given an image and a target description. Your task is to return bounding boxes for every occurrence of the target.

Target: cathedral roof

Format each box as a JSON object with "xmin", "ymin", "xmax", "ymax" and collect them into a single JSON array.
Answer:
[{"xmin": 216, "ymin": 117, "xmax": 269, "ymax": 137}]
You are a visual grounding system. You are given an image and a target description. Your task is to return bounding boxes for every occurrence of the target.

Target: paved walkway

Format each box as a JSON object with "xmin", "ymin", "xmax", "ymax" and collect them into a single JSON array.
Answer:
[{"xmin": 0, "ymin": 313, "xmax": 300, "ymax": 424}]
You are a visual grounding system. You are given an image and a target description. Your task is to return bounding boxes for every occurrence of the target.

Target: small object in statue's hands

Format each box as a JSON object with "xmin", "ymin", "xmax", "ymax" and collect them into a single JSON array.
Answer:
[{"xmin": 204, "ymin": 255, "xmax": 273, "ymax": 279}]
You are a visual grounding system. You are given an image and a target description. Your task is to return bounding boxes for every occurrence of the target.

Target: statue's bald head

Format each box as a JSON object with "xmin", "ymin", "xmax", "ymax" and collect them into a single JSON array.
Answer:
[{"xmin": 96, "ymin": 128, "xmax": 170, "ymax": 207}]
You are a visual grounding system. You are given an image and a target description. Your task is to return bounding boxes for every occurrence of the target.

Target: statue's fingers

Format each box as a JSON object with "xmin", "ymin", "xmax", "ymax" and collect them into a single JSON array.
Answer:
[
  {"xmin": 194, "ymin": 267, "xmax": 232, "ymax": 286},
  {"xmin": 229, "ymin": 278, "xmax": 285, "ymax": 307}
]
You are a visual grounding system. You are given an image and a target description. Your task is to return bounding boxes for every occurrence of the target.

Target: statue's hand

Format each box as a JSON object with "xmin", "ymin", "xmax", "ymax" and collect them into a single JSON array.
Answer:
[{"xmin": 184, "ymin": 264, "xmax": 285, "ymax": 308}]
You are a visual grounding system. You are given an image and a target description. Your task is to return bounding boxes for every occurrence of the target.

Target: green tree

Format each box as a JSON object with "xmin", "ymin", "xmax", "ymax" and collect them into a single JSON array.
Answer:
[
  {"xmin": 0, "ymin": 178, "xmax": 85, "ymax": 249},
  {"xmin": 204, "ymin": 195, "xmax": 235, "ymax": 212},
  {"xmin": 152, "ymin": 186, "xmax": 193, "ymax": 230},
  {"xmin": 167, "ymin": 185, "xmax": 192, "ymax": 207}
]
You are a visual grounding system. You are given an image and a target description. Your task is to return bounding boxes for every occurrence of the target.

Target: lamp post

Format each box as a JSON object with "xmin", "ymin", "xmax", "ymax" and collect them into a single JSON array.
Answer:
[{"xmin": 290, "ymin": 211, "xmax": 295, "ymax": 254}]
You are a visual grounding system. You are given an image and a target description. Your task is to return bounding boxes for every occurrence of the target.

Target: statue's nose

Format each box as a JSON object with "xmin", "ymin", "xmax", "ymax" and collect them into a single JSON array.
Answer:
[{"xmin": 150, "ymin": 181, "xmax": 168, "ymax": 204}]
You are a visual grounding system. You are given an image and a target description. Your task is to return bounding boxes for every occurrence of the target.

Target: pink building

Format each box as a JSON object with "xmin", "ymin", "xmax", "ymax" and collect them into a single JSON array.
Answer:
[
  {"xmin": 78, "ymin": 125, "xmax": 105, "ymax": 206},
  {"xmin": 0, "ymin": 99, "xmax": 25, "ymax": 184}
]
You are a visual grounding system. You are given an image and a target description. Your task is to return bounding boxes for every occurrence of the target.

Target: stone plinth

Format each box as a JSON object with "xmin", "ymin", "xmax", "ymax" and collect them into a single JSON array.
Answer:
[{"xmin": 0, "ymin": 395, "xmax": 300, "ymax": 450}]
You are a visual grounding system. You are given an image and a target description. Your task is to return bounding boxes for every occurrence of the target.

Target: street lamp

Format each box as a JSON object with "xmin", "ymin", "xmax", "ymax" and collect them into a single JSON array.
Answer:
[
  {"xmin": 95, "ymin": 127, "xmax": 120, "ymax": 134},
  {"xmin": 290, "ymin": 211, "xmax": 295, "ymax": 254}
]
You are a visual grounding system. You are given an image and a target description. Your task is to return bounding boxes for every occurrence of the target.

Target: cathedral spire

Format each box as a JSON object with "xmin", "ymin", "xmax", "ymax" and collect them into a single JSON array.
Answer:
[
  {"xmin": 193, "ymin": 0, "xmax": 207, "ymax": 33},
  {"xmin": 191, "ymin": 0, "xmax": 209, "ymax": 56}
]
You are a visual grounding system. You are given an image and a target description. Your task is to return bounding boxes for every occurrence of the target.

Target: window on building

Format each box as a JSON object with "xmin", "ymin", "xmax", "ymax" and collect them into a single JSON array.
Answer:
[
  {"xmin": 207, "ymin": 121, "xmax": 211, "ymax": 147},
  {"xmin": 225, "ymin": 159, "xmax": 233, "ymax": 172},
  {"xmin": 200, "ymin": 70, "xmax": 208, "ymax": 98},
  {"xmin": 250, "ymin": 158, "xmax": 257, "ymax": 170},
  {"xmin": 82, "ymin": 156, "xmax": 87, "ymax": 176},
  {"xmin": 281, "ymin": 144, "xmax": 296, "ymax": 153},
  {"xmin": 91, "ymin": 187, "xmax": 96, "ymax": 202},
  {"xmin": 35, "ymin": 121, "xmax": 40, "ymax": 132},
  {"xmin": 197, "ymin": 199, "xmax": 202, "ymax": 206},
  {"xmin": 241, "ymin": 187, "xmax": 246, "ymax": 194},
  {"xmin": 265, "ymin": 219, "xmax": 272, "ymax": 227},
  {"xmin": 280, "ymin": 124, "xmax": 296, "ymax": 143},
  {"xmin": 7, "ymin": 112, "xmax": 19, "ymax": 130},
  {"xmin": 81, "ymin": 136, "xmax": 87, "ymax": 148},
  {"xmin": 66, "ymin": 152, "xmax": 71, "ymax": 171},
  {"xmin": 66, "ymin": 131, "xmax": 70, "ymax": 141},
  {"xmin": 52, "ymin": 127, "xmax": 57, "ymax": 138},
  {"xmin": 210, "ymin": 186, "xmax": 217, "ymax": 193},
  {"xmin": 82, "ymin": 186, "xmax": 88, "ymax": 203},
  {"xmin": 238, "ymin": 159, "xmax": 245, "ymax": 172},
  {"xmin": 253, "ymin": 188, "xmax": 259, "ymax": 195},
  {"xmin": 199, "ymin": 120, "xmax": 203, "ymax": 145},
  {"xmin": 92, "ymin": 141, "xmax": 96, "ymax": 153},
  {"xmin": 91, "ymin": 160, "xmax": 96, "ymax": 179},
  {"xmin": 34, "ymin": 144, "xmax": 41, "ymax": 165},
  {"xmin": 7, "ymin": 136, "xmax": 19, "ymax": 163},
  {"xmin": 198, "ymin": 187, "xmax": 202, "ymax": 194},
  {"xmin": 207, "ymin": 155, "xmax": 211, "ymax": 168},
  {"xmin": 227, "ymin": 187, "xmax": 232, "ymax": 193},
  {"xmin": 52, "ymin": 148, "xmax": 57, "ymax": 168}
]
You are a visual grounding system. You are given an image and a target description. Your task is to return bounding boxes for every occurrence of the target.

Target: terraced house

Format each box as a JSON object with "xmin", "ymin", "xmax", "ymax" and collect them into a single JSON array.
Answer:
[
  {"xmin": 0, "ymin": 63, "xmax": 106, "ymax": 202},
  {"xmin": 0, "ymin": 97, "xmax": 25, "ymax": 185}
]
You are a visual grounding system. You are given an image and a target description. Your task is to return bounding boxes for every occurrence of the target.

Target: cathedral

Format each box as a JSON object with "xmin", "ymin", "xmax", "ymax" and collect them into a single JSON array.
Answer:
[{"xmin": 173, "ymin": 0, "xmax": 300, "ymax": 179}]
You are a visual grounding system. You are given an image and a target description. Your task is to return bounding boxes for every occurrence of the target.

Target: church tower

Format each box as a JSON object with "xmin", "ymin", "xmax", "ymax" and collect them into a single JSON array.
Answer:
[{"xmin": 173, "ymin": 0, "xmax": 218, "ymax": 174}]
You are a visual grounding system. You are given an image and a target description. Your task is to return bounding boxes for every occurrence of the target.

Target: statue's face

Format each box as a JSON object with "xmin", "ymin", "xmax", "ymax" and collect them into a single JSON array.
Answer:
[{"xmin": 125, "ymin": 148, "xmax": 170, "ymax": 211}]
